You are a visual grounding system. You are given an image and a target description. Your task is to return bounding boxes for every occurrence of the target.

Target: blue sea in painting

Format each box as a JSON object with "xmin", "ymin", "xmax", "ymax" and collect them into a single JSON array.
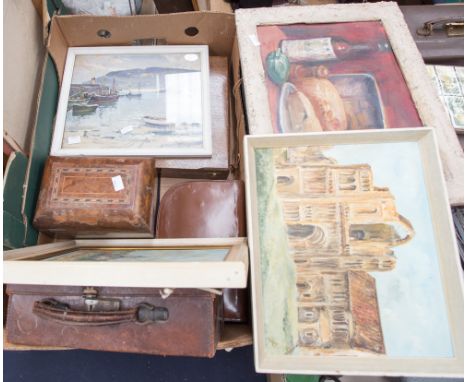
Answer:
[{"xmin": 63, "ymin": 89, "xmax": 204, "ymax": 150}]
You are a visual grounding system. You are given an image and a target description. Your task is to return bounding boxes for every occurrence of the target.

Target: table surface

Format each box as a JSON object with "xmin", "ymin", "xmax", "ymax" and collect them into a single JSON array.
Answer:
[{"xmin": 4, "ymin": 345, "xmax": 266, "ymax": 382}]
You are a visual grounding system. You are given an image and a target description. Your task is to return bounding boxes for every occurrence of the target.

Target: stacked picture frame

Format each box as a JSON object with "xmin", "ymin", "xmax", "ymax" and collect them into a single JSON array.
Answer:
[{"xmin": 236, "ymin": 3, "xmax": 464, "ymax": 377}]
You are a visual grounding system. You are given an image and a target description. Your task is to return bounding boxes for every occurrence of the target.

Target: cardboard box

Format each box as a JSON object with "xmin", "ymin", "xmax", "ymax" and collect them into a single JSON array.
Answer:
[
  {"xmin": 4, "ymin": 11, "xmax": 246, "ymax": 248},
  {"xmin": 4, "ymin": 0, "xmax": 45, "ymax": 153},
  {"xmin": 47, "ymin": 13, "xmax": 242, "ymax": 179},
  {"xmin": 4, "ymin": 10, "xmax": 251, "ymax": 352}
]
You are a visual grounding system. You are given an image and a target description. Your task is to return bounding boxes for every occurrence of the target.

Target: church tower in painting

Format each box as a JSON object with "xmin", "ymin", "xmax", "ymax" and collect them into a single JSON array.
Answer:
[{"xmin": 273, "ymin": 146, "xmax": 414, "ymax": 354}]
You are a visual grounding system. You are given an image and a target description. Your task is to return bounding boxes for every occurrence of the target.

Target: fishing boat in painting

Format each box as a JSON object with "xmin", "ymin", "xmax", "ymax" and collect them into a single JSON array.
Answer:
[
  {"xmin": 126, "ymin": 91, "xmax": 142, "ymax": 97},
  {"xmin": 143, "ymin": 116, "xmax": 176, "ymax": 131},
  {"xmin": 88, "ymin": 94, "xmax": 119, "ymax": 104},
  {"xmin": 72, "ymin": 104, "xmax": 99, "ymax": 116}
]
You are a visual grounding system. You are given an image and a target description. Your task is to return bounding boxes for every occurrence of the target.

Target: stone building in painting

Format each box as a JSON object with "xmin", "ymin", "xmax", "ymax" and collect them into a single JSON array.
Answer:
[{"xmin": 273, "ymin": 147, "xmax": 414, "ymax": 354}]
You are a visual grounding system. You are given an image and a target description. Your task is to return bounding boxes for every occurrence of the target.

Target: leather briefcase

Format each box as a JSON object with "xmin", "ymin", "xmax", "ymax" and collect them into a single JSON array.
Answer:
[
  {"xmin": 6, "ymin": 284, "xmax": 222, "ymax": 357},
  {"xmin": 157, "ymin": 180, "xmax": 249, "ymax": 323},
  {"xmin": 400, "ymin": 4, "xmax": 464, "ymax": 66}
]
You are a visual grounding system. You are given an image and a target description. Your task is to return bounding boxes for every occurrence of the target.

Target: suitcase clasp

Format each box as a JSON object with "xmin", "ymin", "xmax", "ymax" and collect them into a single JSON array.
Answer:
[
  {"xmin": 82, "ymin": 287, "xmax": 121, "ymax": 312},
  {"xmin": 417, "ymin": 18, "xmax": 464, "ymax": 37},
  {"xmin": 446, "ymin": 22, "xmax": 464, "ymax": 37}
]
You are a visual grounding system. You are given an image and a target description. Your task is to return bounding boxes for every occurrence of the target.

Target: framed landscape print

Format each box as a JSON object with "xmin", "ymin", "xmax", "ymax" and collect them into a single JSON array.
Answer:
[
  {"xmin": 244, "ymin": 128, "xmax": 463, "ymax": 376},
  {"xmin": 235, "ymin": 3, "xmax": 464, "ymax": 205},
  {"xmin": 4, "ymin": 238, "xmax": 248, "ymax": 288},
  {"xmin": 50, "ymin": 45, "xmax": 212, "ymax": 157}
]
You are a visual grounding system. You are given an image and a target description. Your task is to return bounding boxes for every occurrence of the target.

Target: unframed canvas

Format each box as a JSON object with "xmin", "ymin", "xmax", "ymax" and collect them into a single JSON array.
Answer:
[
  {"xmin": 235, "ymin": 3, "xmax": 464, "ymax": 205},
  {"xmin": 244, "ymin": 128, "xmax": 463, "ymax": 376},
  {"xmin": 50, "ymin": 45, "xmax": 212, "ymax": 157}
]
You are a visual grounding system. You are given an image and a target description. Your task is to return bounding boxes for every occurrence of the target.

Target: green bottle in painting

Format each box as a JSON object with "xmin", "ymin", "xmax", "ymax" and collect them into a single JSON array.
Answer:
[{"xmin": 266, "ymin": 49, "xmax": 290, "ymax": 85}]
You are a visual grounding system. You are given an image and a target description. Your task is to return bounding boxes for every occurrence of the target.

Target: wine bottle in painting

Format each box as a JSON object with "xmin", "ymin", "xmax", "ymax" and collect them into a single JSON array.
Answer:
[{"xmin": 280, "ymin": 37, "xmax": 391, "ymax": 63}]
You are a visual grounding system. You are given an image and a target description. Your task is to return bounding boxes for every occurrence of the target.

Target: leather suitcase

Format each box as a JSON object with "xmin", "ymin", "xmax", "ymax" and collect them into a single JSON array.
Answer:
[
  {"xmin": 157, "ymin": 180, "xmax": 249, "ymax": 322},
  {"xmin": 6, "ymin": 284, "xmax": 222, "ymax": 357},
  {"xmin": 33, "ymin": 156, "xmax": 157, "ymax": 238},
  {"xmin": 400, "ymin": 4, "xmax": 464, "ymax": 66},
  {"xmin": 401, "ymin": 4, "xmax": 464, "ymax": 148}
]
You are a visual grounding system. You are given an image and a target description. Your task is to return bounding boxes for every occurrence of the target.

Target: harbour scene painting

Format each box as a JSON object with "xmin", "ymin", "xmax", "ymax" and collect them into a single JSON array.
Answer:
[
  {"xmin": 256, "ymin": 21, "xmax": 422, "ymax": 133},
  {"xmin": 254, "ymin": 140, "xmax": 452, "ymax": 358},
  {"xmin": 51, "ymin": 46, "xmax": 211, "ymax": 156}
]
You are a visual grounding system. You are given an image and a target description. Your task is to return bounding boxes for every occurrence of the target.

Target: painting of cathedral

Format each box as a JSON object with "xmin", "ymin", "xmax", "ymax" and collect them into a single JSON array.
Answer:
[
  {"xmin": 247, "ymin": 129, "xmax": 462, "ymax": 376},
  {"xmin": 255, "ymin": 144, "xmax": 416, "ymax": 356}
]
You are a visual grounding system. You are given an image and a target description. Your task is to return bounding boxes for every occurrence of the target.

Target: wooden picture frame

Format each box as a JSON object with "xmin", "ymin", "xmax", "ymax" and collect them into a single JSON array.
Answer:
[
  {"xmin": 244, "ymin": 128, "xmax": 463, "ymax": 376},
  {"xmin": 4, "ymin": 238, "xmax": 248, "ymax": 289},
  {"xmin": 235, "ymin": 3, "xmax": 463, "ymax": 205},
  {"xmin": 50, "ymin": 45, "xmax": 212, "ymax": 157}
]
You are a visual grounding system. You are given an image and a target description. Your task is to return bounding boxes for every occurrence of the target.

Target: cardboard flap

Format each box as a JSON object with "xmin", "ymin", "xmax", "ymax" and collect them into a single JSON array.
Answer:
[{"xmin": 48, "ymin": 12, "xmax": 236, "ymax": 83}]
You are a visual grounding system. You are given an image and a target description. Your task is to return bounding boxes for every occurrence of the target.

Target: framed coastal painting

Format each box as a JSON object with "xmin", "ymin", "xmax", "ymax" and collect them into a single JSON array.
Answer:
[
  {"xmin": 244, "ymin": 128, "xmax": 463, "ymax": 376},
  {"xmin": 50, "ymin": 45, "xmax": 212, "ymax": 157},
  {"xmin": 4, "ymin": 238, "xmax": 248, "ymax": 288},
  {"xmin": 235, "ymin": 3, "xmax": 463, "ymax": 205}
]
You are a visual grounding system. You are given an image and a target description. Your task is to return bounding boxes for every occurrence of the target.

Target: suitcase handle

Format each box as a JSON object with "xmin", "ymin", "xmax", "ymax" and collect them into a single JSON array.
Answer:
[{"xmin": 33, "ymin": 299, "xmax": 169, "ymax": 326}]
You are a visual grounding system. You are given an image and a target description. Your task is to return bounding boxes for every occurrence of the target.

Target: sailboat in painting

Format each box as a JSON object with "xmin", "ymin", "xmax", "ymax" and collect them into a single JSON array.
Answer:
[{"xmin": 143, "ymin": 73, "xmax": 174, "ymax": 130}]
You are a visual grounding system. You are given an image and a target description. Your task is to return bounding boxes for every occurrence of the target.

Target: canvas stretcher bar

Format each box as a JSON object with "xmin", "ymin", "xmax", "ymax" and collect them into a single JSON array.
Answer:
[
  {"xmin": 235, "ymin": 2, "xmax": 464, "ymax": 205},
  {"xmin": 4, "ymin": 238, "xmax": 249, "ymax": 289}
]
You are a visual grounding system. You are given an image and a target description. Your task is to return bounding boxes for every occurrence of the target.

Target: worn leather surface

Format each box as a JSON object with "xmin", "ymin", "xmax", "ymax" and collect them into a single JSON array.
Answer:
[
  {"xmin": 6, "ymin": 285, "xmax": 221, "ymax": 357},
  {"xmin": 33, "ymin": 157, "xmax": 156, "ymax": 238},
  {"xmin": 401, "ymin": 4, "xmax": 464, "ymax": 65},
  {"xmin": 157, "ymin": 180, "xmax": 249, "ymax": 322},
  {"xmin": 157, "ymin": 180, "xmax": 245, "ymax": 238},
  {"xmin": 33, "ymin": 299, "xmax": 141, "ymax": 326}
]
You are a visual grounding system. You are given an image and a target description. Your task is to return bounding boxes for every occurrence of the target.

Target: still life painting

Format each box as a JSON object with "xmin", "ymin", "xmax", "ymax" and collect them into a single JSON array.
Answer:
[
  {"xmin": 245, "ymin": 129, "xmax": 463, "ymax": 375},
  {"xmin": 257, "ymin": 21, "xmax": 421, "ymax": 133},
  {"xmin": 50, "ymin": 46, "xmax": 211, "ymax": 157},
  {"xmin": 236, "ymin": 3, "xmax": 464, "ymax": 205}
]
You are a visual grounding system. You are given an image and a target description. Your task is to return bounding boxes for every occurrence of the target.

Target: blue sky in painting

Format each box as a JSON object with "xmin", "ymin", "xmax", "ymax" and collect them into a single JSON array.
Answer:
[{"xmin": 324, "ymin": 142, "xmax": 453, "ymax": 358}]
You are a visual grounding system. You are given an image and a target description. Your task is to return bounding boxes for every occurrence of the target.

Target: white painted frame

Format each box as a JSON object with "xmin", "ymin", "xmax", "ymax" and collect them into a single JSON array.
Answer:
[
  {"xmin": 244, "ymin": 128, "xmax": 464, "ymax": 376},
  {"xmin": 235, "ymin": 3, "xmax": 464, "ymax": 205},
  {"xmin": 50, "ymin": 45, "xmax": 212, "ymax": 157},
  {"xmin": 4, "ymin": 238, "xmax": 248, "ymax": 289}
]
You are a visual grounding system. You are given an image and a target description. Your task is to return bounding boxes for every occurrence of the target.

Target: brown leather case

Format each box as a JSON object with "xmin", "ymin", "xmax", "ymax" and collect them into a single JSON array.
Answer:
[
  {"xmin": 400, "ymin": 4, "xmax": 464, "ymax": 66},
  {"xmin": 33, "ymin": 156, "xmax": 156, "ymax": 238},
  {"xmin": 157, "ymin": 180, "xmax": 249, "ymax": 322},
  {"xmin": 6, "ymin": 285, "xmax": 222, "ymax": 357},
  {"xmin": 155, "ymin": 56, "xmax": 231, "ymax": 179}
]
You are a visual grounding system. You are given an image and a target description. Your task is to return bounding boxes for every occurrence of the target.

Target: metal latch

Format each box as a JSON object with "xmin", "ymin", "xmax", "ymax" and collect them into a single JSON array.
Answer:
[
  {"xmin": 446, "ymin": 22, "xmax": 464, "ymax": 37},
  {"xmin": 82, "ymin": 287, "xmax": 121, "ymax": 312},
  {"xmin": 417, "ymin": 18, "xmax": 464, "ymax": 37}
]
